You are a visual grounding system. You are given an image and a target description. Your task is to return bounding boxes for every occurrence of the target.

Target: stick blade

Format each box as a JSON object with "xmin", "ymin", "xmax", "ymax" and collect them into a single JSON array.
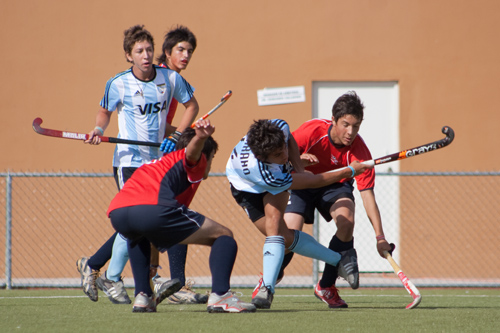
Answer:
[
  {"xmin": 32, "ymin": 117, "xmax": 43, "ymax": 133},
  {"xmin": 406, "ymin": 294, "xmax": 422, "ymax": 309}
]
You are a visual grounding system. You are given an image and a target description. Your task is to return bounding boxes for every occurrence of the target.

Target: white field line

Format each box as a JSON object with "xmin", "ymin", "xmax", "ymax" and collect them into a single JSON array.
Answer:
[{"xmin": 1, "ymin": 294, "xmax": 499, "ymax": 300}]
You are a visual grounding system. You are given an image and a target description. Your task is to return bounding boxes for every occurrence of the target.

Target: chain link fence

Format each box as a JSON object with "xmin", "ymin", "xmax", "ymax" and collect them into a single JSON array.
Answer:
[{"xmin": 1, "ymin": 171, "xmax": 499, "ymax": 289}]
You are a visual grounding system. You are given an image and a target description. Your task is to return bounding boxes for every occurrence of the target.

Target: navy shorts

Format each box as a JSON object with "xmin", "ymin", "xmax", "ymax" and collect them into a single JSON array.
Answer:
[
  {"xmin": 285, "ymin": 181, "xmax": 355, "ymax": 224},
  {"xmin": 109, "ymin": 204, "xmax": 205, "ymax": 252},
  {"xmin": 113, "ymin": 166, "xmax": 138, "ymax": 191},
  {"xmin": 230, "ymin": 184, "xmax": 270, "ymax": 222}
]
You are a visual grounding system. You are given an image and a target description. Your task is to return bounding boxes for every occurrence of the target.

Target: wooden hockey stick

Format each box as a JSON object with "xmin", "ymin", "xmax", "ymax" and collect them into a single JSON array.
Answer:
[
  {"xmin": 33, "ymin": 90, "xmax": 233, "ymax": 147},
  {"xmin": 32, "ymin": 117, "xmax": 161, "ymax": 147},
  {"xmin": 383, "ymin": 244, "xmax": 422, "ymax": 309},
  {"xmin": 190, "ymin": 90, "xmax": 232, "ymax": 128}
]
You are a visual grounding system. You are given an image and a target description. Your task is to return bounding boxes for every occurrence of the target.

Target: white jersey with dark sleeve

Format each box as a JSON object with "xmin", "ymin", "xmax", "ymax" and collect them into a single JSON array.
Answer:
[
  {"xmin": 226, "ymin": 119, "xmax": 293, "ymax": 195},
  {"xmin": 100, "ymin": 65, "xmax": 195, "ymax": 168}
]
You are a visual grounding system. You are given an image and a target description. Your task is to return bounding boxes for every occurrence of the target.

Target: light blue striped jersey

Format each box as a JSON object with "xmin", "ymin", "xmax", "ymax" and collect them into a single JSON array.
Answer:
[
  {"xmin": 226, "ymin": 119, "xmax": 293, "ymax": 194},
  {"xmin": 100, "ymin": 65, "xmax": 195, "ymax": 168}
]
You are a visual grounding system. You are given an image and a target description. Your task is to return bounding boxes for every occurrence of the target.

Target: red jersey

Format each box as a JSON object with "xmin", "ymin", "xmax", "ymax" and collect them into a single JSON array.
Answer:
[
  {"xmin": 292, "ymin": 119, "xmax": 375, "ymax": 191},
  {"xmin": 107, "ymin": 149, "xmax": 206, "ymax": 216}
]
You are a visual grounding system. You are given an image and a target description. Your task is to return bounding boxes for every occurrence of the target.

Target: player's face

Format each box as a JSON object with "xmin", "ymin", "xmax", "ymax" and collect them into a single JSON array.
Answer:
[
  {"xmin": 264, "ymin": 144, "xmax": 289, "ymax": 165},
  {"xmin": 126, "ymin": 40, "xmax": 154, "ymax": 79},
  {"xmin": 331, "ymin": 115, "xmax": 362, "ymax": 146},
  {"xmin": 166, "ymin": 41, "xmax": 194, "ymax": 73},
  {"xmin": 203, "ymin": 152, "xmax": 215, "ymax": 179}
]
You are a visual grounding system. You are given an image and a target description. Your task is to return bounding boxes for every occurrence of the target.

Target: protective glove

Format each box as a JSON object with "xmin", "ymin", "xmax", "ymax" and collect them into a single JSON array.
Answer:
[{"xmin": 160, "ymin": 131, "xmax": 182, "ymax": 153}]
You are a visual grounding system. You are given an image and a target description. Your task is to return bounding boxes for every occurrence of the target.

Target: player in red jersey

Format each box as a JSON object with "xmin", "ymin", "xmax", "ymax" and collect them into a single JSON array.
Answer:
[
  {"xmin": 153, "ymin": 26, "xmax": 209, "ymax": 305},
  {"xmin": 108, "ymin": 119, "xmax": 256, "ymax": 313},
  {"xmin": 277, "ymin": 91, "xmax": 391, "ymax": 308}
]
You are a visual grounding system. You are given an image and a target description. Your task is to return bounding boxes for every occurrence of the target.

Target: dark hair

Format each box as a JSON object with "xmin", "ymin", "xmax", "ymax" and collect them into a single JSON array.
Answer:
[
  {"xmin": 246, "ymin": 120, "xmax": 285, "ymax": 160},
  {"xmin": 175, "ymin": 127, "xmax": 218, "ymax": 158},
  {"xmin": 332, "ymin": 91, "xmax": 364, "ymax": 122},
  {"xmin": 123, "ymin": 25, "xmax": 154, "ymax": 63},
  {"xmin": 156, "ymin": 25, "xmax": 197, "ymax": 65}
]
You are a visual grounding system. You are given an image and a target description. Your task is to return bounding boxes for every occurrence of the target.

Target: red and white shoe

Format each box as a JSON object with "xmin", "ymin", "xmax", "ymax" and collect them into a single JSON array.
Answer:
[
  {"xmin": 207, "ymin": 291, "xmax": 256, "ymax": 313},
  {"xmin": 314, "ymin": 282, "xmax": 348, "ymax": 308},
  {"xmin": 251, "ymin": 272, "xmax": 284, "ymax": 299}
]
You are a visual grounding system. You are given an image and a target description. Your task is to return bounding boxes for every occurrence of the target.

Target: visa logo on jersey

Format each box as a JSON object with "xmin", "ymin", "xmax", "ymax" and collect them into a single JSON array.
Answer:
[{"xmin": 138, "ymin": 101, "xmax": 168, "ymax": 115}]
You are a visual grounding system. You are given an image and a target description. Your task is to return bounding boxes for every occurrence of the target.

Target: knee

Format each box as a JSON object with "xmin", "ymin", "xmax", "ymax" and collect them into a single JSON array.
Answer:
[
  {"xmin": 219, "ymin": 225, "xmax": 234, "ymax": 238},
  {"xmin": 335, "ymin": 217, "xmax": 354, "ymax": 235}
]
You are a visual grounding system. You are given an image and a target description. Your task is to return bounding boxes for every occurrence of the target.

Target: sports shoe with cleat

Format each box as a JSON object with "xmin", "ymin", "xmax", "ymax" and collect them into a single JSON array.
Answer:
[
  {"xmin": 96, "ymin": 272, "xmax": 131, "ymax": 304},
  {"xmin": 153, "ymin": 278, "xmax": 182, "ymax": 305},
  {"xmin": 314, "ymin": 282, "xmax": 348, "ymax": 308},
  {"xmin": 207, "ymin": 291, "xmax": 256, "ymax": 313},
  {"xmin": 132, "ymin": 292, "xmax": 157, "ymax": 313},
  {"xmin": 251, "ymin": 285, "xmax": 274, "ymax": 309},
  {"xmin": 76, "ymin": 257, "xmax": 99, "ymax": 302},
  {"xmin": 251, "ymin": 272, "xmax": 284, "ymax": 299},
  {"xmin": 337, "ymin": 248, "xmax": 359, "ymax": 289},
  {"xmin": 164, "ymin": 279, "xmax": 209, "ymax": 304}
]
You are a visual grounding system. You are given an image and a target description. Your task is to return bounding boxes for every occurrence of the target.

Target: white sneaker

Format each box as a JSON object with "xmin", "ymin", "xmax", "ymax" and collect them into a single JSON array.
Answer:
[
  {"xmin": 251, "ymin": 285, "xmax": 273, "ymax": 309},
  {"xmin": 132, "ymin": 292, "xmax": 156, "ymax": 313},
  {"xmin": 337, "ymin": 248, "xmax": 359, "ymax": 289},
  {"xmin": 207, "ymin": 291, "xmax": 256, "ymax": 313},
  {"xmin": 152, "ymin": 278, "xmax": 181, "ymax": 305}
]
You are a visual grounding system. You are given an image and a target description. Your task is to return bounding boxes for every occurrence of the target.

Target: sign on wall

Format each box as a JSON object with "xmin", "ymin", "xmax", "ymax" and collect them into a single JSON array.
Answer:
[{"xmin": 257, "ymin": 86, "xmax": 306, "ymax": 106}]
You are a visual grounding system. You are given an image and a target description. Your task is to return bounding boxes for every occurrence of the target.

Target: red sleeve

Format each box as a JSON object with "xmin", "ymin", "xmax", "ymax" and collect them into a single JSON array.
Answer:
[
  {"xmin": 166, "ymin": 98, "xmax": 179, "ymax": 125},
  {"xmin": 292, "ymin": 119, "xmax": 328, "ymax": 154},
  {"xmin": 183, "ymin": 151, "xmax": 206, "ymax": 184},
  {"xmin": 349, "ymin": 136, "xmax": 375, "ymax": 190}
]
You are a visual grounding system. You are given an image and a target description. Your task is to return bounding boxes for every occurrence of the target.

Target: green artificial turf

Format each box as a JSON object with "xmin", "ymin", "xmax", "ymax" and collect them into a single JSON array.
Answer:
[{"xmin": 1, "ymin": 288, "xmax": 499, "ymax": 332}]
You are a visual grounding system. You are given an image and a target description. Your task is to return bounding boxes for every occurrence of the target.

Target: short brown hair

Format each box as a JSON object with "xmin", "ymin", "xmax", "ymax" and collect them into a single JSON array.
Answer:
[{"xmin": 123, "ymin": 25, "xmax": 154, "ymax": 63}]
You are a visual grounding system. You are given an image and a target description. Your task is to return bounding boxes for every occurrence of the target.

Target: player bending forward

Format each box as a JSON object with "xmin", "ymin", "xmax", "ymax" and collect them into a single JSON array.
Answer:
[
  {"xmin": 226, "ymin": 119, "xmax": 372, "ymax": 309},
  {"xmin": 107, "ymin": 119, "xmax": 255, "ymax": 313}
]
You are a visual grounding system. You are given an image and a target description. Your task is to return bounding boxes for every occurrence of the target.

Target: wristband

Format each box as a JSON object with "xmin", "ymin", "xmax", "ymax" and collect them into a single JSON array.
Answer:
[
  {"xmin": 150, "ymin": 264, "xmax": 162, "ymax": 269},
  {"xmin": 172, "ymin": 130, "xmax": 182, "ymax": 141},
  {"xmin": 347, "ymin": 165, "xmax": 356, "ymax": 178},
  {"xmin": 376, "ymin": 235, "xmax": 386, "ymax": 241},
  {"xmin": 94, "ymin": 126, "xmax": 104, "ymax": 135}
]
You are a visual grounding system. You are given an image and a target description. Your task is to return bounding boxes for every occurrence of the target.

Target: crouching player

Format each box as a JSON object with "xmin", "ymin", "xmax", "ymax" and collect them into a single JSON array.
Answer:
[
  {"xmin": 107, "ymin": 119, "xmax": 255, "ymax": 313},
  {"xmin": 226, "ymin": 119, "xmax": 372, "ymax": 309}
]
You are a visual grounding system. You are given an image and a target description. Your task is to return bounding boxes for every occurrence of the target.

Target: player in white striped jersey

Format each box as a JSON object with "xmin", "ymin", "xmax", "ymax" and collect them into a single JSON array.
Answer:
[
  {"xmin": 77, "ymin": 25, "xmax": 198, "ymax": 305},
  {"xmin": 226, "ymin": 119, "xmax": 372, "ymax": 309}
]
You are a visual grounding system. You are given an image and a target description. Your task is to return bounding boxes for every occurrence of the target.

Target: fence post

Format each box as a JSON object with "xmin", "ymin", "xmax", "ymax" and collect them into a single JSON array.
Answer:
[{"xmin": 5, "ymin": 171, "xmax": 12, "ymax": 289}]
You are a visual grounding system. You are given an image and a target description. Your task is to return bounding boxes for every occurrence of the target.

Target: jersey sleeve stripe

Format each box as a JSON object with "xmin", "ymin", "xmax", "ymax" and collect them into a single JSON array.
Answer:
[{"xmin": 258, "ymin": 162, "xmax": 293, "ymax": 188}]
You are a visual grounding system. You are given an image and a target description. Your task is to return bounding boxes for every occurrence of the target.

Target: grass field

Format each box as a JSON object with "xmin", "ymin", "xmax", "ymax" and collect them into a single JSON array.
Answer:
[{"xmin": 1, "ymin": 287, "xmax": 499, "ymax": 332}]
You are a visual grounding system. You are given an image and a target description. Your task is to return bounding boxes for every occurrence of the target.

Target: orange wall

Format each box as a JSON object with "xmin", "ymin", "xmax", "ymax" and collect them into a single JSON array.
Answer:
[{"xmin": 2, "ymin": 0, "xmax": 499, "ymax": 173}]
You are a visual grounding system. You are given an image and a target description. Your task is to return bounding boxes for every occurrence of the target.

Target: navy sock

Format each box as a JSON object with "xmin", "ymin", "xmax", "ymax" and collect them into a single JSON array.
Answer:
[
  {"xmin": 87, "ymin": 232, "xmax": 117, "ymax": 270},
  {"xmin": 279, "ymin": 252, "xmax": 295, "ymax": 280},
  {"xmin": 319, "ymin": 235, "xmax": 354, "ymax": 288},
  {"xmin": 167, "ymin": 244, "xmax": 188, "ymax": 286},
  {"xmin": 127, "ymin": 238, "xmax": 152, "ymax": 297},
  {"xmin": 209, "ymin": 236, "xmax": 237, "ymax": 295}
]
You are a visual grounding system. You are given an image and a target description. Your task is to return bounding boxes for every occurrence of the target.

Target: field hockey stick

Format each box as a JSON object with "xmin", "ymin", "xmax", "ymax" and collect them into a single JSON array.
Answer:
[
  {"xmin": 383, "ymin": 244, "xmax": 422, "ymax": 309},
  {"xmin": 326, "ymin": 126, "xmax": 455, "ymax": 175},
  {"xmin": 32, "ymin": 90, "xmax": 233, "ymax": 147},
  {"xmin": 363, "ymin": 125, "xmax": 455, "ymax": 167},
  {"xmin": 32, "ymin": 117, "xmax": 161, "ymax": 147},
  {"xmin": 190, "ymin": 90, "xmax": 232, "ymax": 128}
]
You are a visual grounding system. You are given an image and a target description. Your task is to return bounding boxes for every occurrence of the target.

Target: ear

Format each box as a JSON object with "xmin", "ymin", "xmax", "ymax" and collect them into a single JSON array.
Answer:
[{"xmin": 125, "ymin": 52, "xmax": 134, "ymax": 63}]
